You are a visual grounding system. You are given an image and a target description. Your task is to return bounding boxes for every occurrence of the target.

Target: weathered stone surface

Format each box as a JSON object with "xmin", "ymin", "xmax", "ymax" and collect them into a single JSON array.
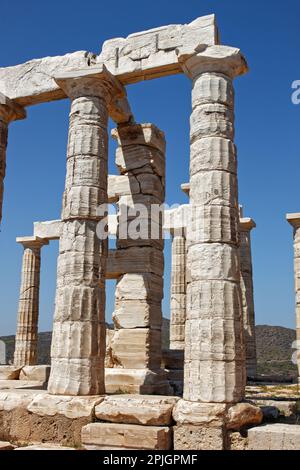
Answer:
[
  {"xmin": 240, "ymin": 214, "xmax": 257, "ymax": 378},
  {"xmin": 95, "ymin": 395, "xmax": 179, "ymax": 425},
  {"xmin": 15, "ymin": 444, "xmax": 76, "ymax": 450},
  {"xmin": 169, "ymin": 236, "xmax": 186, "ymax": 350},
  {"xmin": 252, "ymin": 400, "xmax": 298, "ymax": 418},
  {"xmin": 107, "ymin": 247, "xmax": 164, "ymax": 278},
  {"xmin": 108, "ymin": 174, "xmax": 140, "ymax": 202},
  {"xmin": 173, "ymin": 400, "xmax": 227, "ymax": 426},
  {"xmin": 109, "ymin": 329, "xmax": 162, "ymax": 369},
  {"xmin": 113, "ymin": 300, "xmax": 162, "ymax": 329},
  {"xmin": 82, "ymin": 423, "xmax": 172, "ymax": 450},
  {"xmin": 248, "ymin": 424, "xmax": 300, "ymax": 450},
  {"xmin": 14, "ymin": 238, "xmax": 48, "ymax": 367},
  {"xmin": 115, "ymin": 145, "xmax": 165, "ymax": 177},
  {"xmin": 19, "ymin": 366, "xmax": 50, "ymax": 383},
  {"xmin": 226, "ymin": 403, "xmax": 263, "ymax": 430},
  {"xmin": 0, "ymin": 52, "xmax": 95, "ymax": 106},
  {"xmin": 34, "ymin": 220, "xmax": 62, "ymax": 240},
  {"xmin": 174, "ymin": 424, "xmax": 224, "ymax": 450},
  {"xmin": 0, "ymin": 390, "xmax": 43, "ymax": 412},
  {"xmin": 105, "ymin": 368, "xmax": 171, "ymax": 395},
  {"xmin": 115, "ymin": 273, "xmax": 163, "ymax": 301},
  {"xmin": 0, "ymin": 441, "xmax": 15, "ymax": 450},
  {"xmin": 227, "ymin": 431, "xmax": 248, "ymax": 451},
  {"xmin": 27, "ymin": 393, "xmax": 103, "ymax": 419},
  {"xmin": 0, "ymin": 367, "xmax": 21, "ymax": 380},
  {"xmin": 0, "ymin": 380, "xmax": 44, "ymax": 390}
]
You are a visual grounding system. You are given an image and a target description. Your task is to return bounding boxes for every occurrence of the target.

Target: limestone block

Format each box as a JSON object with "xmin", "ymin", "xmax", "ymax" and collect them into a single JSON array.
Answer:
[
  {"xmin": 0, "ymin": 380, "xmax": 45, "ymax": 390},
  {"xmin": 226, "ymin": 403, "xmax": 263, "ymax": 430},
  {"xmin": 188, "ymin": 244, "xmax": 240, "ymax": 282},
  {"xmin": 174, "ymin": 424, "xmax": 224, "ymax": 450},
  {"xmin": 99, "ymin": 15, "xmax": 219, "ymax": 84},
  {"xmin": 190, "ymin": 104, "xmax": 234, "ymax": 143},
  {"xmin": 173, "ymin": 400, "xmax": 227, "ymax": 426},
  {"xmin": 115, "ymin": 145, "xmax": 165, "ymax": 176},
  {"xmin": 62, "ymin": 186, "xmax": 107, "ymax": 220},
  {"xmin": 113, "ymin": 300, "xmax": 162, "ymax": 329},
  {"xmin": 27, "ymin": 393, "xmax": 103, "ymax": 419},
  {"xmin": 115, "ymin": 274, "xmax": 163, "ymax": 301},
  {"xmin": 95, "ymin": 395, "xmax": 179, "ymax": 425},
  {"xmin": 0, "ymin": 51, "xmax": 95, "ymax": 106},
  {"xmin": 0, "ymin": 390, "xmax": 43, "ymax": 412},
  {"xmin": 19, "ymin": 366, "xmax": 50, "ymax": 383},
  {"xmin": 0, "ymin": 366, "xmax": 22, "ymax": 380},
  {"xmin": 189, "ymin": 171, "xmax": 238, "ymax": 207},
  {"xmin": 105, "ymin": 368, "xmax": 171, "ymax": 395},
  {"xmin": 112, "ymin": 123, "xmax": 166, "ymax": 153},
  {"xmin": 110, "ymin": 329, "xmax": 161, "ymax": 369},
  {"xmin": 248, "ymin": 424, "xmax": 300, "ymax": 450},
  {"xmin": 190, "ymin": 137, "xmax": 237, "ymax": 176},
  {"xmin": 67, "ymin": 124, "xmax": 108, "ymax": 159},
  {"xmin": 54, "ymin": 286, "xmax": 105, "ymax": 322},
  {"xmin": 108, "ymin": 174, "xmax": 140, "ymax": 203},
  {"xmin": 107, "ymin": 248, "xmax": 164, "ymax": 278},
  {"xmin": 82, "ymin": 423, "xmax": 172, "ymax": 450},
  {"xmin": 34, "ymin": 220, "xmax": 62, "ymax": 240},
  {"xmin": 192, "ymin": 73, "xmax": 234, "ymax": 109}
]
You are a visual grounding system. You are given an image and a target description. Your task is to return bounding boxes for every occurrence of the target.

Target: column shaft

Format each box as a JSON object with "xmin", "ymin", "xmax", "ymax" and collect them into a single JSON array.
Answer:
[
  {"xmin": 240, "ymin": 220, "xmax": 257, "ymax": 378},
  {"xmin": 14, "ymin": 239, "xmax": 46, "ymax": 366},
  {"xmin": 184, "ymin": 66, "xmax": 246, "ymax": 403},
  {"xmin": 295, "ymin": 226, "xmax": 300, "ymax": 384},
  {"xmin": 170, "ymin": 235, "xmax": 186, "ymax": 350}
]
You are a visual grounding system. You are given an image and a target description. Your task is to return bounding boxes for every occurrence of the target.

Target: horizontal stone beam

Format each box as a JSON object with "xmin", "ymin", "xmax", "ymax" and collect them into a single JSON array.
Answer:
[
  {"xmin": 98, "ymin": 15, "xmax": 219, "ymax": 84},
  {"xmin": 0, "ymin": 15, "xmax": 219, "ymax": 107},
  {"xmin": 33, "ymin": 220, "xmax": 62, "ymax": 240}
]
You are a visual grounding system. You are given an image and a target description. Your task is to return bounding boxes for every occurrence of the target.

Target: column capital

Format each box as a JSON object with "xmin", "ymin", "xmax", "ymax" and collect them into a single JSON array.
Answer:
[
  {"xmin": 0, "ymin": 93, "xmax": 26, "ymax": 123},
  {"xmin": 239, "ymin": 218, "xmax": 256, "ymax": 232},
  {"xmin": 177, "ymin": 45, "xmax": 248, "ymax": 80},
  {"xmin": 111, "ymin": 123, "xmax": 166, "ymax": 153},
  {"xmin": 287, "ymin": 213, "xmax": 300, "ymax": 229},
  {"xmin": 54, "ymin": 64, "xmax": 125, "ymax": 103},
  {"xmin": 16, "ymin": 236, "xmax": 49, "ymax": 249}
]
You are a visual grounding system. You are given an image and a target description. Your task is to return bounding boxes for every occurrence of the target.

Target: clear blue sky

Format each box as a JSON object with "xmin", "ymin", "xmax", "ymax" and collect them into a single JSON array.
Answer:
[{"xmin": 0, "ymin": 0, "xmax": 299, "ymax": 335}]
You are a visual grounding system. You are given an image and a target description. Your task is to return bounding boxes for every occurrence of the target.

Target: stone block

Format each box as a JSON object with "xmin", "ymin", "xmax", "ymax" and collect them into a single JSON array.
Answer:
[
  {"xmin": 174, "ymin": 424, "xmax": 224, "ymax": 450},
  {"xmin": 19, "ymin": 366, "xmax": 50, "ymax": 383},
  {"xmin": 226, "ymin": 403, "xmax": 263, "ymax": 430},
  {"xmin": 27, "ymin": 394, "xmax": 103, "ymax": 419},
  {"xmin": 115, "ymin": 145, "xmax": 165, "ymax": 176},
  {"xmin": 81, "ymin": 423, "xmax": 172, "ymax": 450},
  {"xmin": 248, "ymin": 424, "xmax": 300, "ymax": 450},
  {"xmin": 113, "ymin": 300, "xmax": 162, "ymax": 329},
  {"xmin": 110, "ymin": 329, "xmax": 161, "ymax": 369},
  {"xmin": 108, "ymin": 175, "xmax": 140, "ymax": 203},
  {"xmin": 105, "ymin": 368, "xmax": 171, "ymax": 395},
  {"xmin": 0, "ymin": 441, "xmax": 15, "ymax": 450},
  {"xmin": 173, "ymin": 400, "xmax": 227, "ymax": 426},
  {"xmin": 95, "ymin": 395, "xmax": 179, "ymax": 426},
  {"xmin": 0, "ymin": 366, "xmax": 22, "ymax": 381},
  {"xmin": 115, "ymin": 273, "xmax": 163, "ymax": 301},
  {"xmin": 107, "ymin": 248, "xmax": 164, "ymax": 278},
  {"xmin": 111, "ymin": 124, "xmax": 166, "ymax": 153}
]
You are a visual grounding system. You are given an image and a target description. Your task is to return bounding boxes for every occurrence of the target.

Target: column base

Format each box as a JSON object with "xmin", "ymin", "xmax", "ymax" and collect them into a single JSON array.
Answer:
[
  {"xmin": 173, "ymin": 399, "xmax": 263, "ymax": 450},
  {"xmin": 105, "ymin": 368, "xmax": 173, "ymax": 395}
]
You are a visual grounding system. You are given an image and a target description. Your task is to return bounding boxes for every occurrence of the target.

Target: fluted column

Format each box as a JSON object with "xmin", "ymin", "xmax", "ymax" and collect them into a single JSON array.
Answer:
[
  {"xmin": 0, "ymin": 93, "xmax": 26, "ymax": 225},
  {"xmin": 48, "ymin": 66, "xmax": 126, "ymax": 396},
  {"xmin": 178, "ymin": 46, "xmax": 248, "ymax": 404},
  {"xmin": 170, "ymin": 233, "xmax": 186, "ymax": 350},
  {"xmin": 14, "ymin": 237, "xmax": 48, "ymax": 367},
  {"xmin": 239, "ymin": 213, "xmax": 257, "ymax": 378},
  {"xmin": 287, "ymin": 213, "xmax": 300, "ymax": 385}
]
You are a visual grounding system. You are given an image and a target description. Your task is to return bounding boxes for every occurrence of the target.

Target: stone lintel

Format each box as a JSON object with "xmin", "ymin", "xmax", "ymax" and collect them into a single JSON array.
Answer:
[
  {"xmin": 0, "ymin": 92, "xmax": 26, "ymax": 122},
  {"xmin": 34, "ymin": 220, "xmax": 62, "ymax": 240},
  {"xmin": 177, "ymin": 45, "xmax": 249, "ymax": 80},
  {"xmin": 181, "ymin": 183, "xmax": 190, "ymax": 197},
  {"xmin": 287, "ymin": 213, "xmax": 300, "ymax": 229},
  {"xmin": 239, "ymin": 217, "xmax": 256, "ymax": 232},
  {"xmin": 16, "ymin": 236, "xmax": 49, "ymax": 249}
]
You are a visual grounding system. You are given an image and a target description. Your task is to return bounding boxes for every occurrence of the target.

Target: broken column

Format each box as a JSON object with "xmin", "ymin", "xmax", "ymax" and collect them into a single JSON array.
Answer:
[
  {"xmin": 106, "ymin": 123, "xmax": 170, "ymax": 394},
  {"xmin": 239, "ymin": 209, "xmax": 257, "ymax": 378},
  {"xmin": 14, "ymin": 237, "xmax": 48, "ymax": 367},
  {"xmin": 0, "ymin": 93, "xmax": 26, "ymax": 225},
  {"xmin": 48, "ymin": 66, "xmax": 126, "ymax": 396},
  {"xmin": 287, "ymin": 213, "xmax": 300, "ymax": 385}
]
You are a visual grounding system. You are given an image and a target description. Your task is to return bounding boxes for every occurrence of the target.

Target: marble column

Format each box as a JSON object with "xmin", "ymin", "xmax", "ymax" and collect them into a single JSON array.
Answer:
[
  {"xmin": 170, "ymin": 233, "xmax": 186, "ymax": 350},
  {"xmin": 0, "ymin": 93, "xmax": 26, "ymax": 225},
  {"xmin": 239, "ymin": 212, "xmax": 257, "ymax": 378},
  {"xmin": 178, "ymin": 46, "xmax": 248, "ymax": 404},
  {"xmin": 287, "ymin": 213, "xmax": 300, "ymax": 385},
  {"xmin": 14, "ymin": 237, "xmax": 48, "ymax": 367},
  {"xmin": 48, "ymin": 66, "xmax": 126, "ymax": 396},
  {"xmin": 107, "ymin": 123, "xmax": 170, "ymax": 394}
]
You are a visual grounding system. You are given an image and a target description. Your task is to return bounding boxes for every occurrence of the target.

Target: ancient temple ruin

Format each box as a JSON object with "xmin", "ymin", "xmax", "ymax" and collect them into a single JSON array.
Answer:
[{"xmin": 0, "ymin": 14, "xmax": 299, "ymax": 451}]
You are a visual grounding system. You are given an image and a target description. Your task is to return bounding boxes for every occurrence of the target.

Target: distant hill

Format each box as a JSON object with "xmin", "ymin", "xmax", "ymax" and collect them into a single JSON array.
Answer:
[{"xmin": 0, "ymin": 323, "xmax": 297, "ymax": 379}]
